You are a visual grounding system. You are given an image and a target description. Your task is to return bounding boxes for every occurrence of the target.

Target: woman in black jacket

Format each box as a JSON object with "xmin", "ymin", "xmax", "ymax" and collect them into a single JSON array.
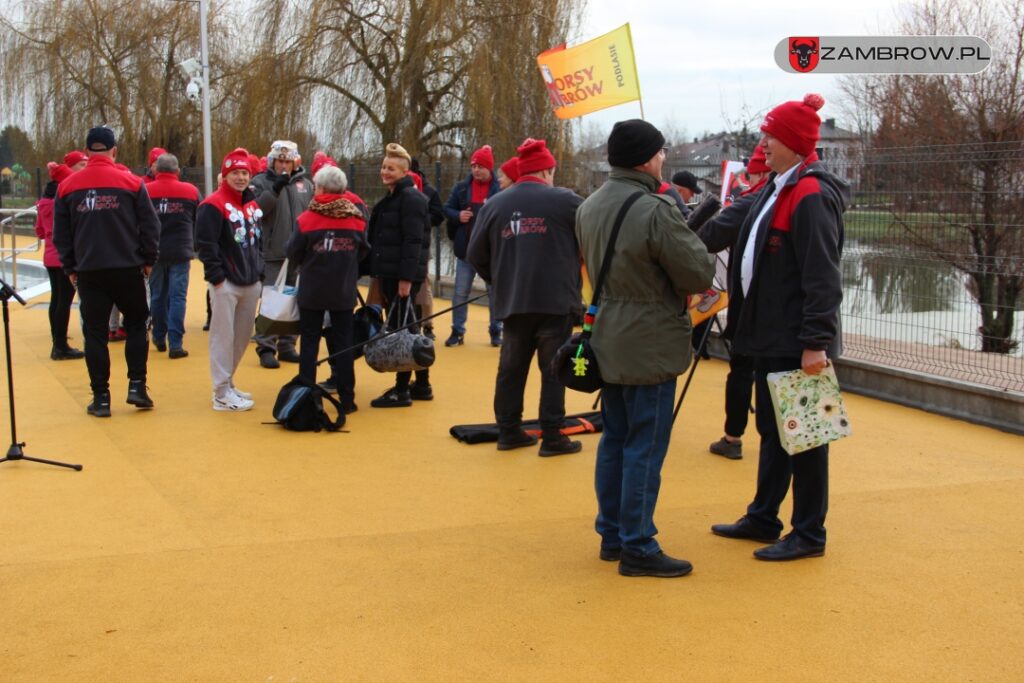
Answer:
[{"xmin": 366, "ymin": 143, "xmax": 433, "ymax": 407}]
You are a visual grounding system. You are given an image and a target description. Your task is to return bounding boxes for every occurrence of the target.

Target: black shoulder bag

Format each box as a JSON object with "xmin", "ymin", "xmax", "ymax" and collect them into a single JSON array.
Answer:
[{"xmin": 554, "ymin": 191, "xmax": 644, "ymax": 393}]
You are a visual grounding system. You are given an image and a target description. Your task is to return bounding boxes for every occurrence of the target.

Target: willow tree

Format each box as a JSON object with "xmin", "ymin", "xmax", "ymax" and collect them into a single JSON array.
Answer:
[{"xmin": 256, "ymin": 0, "xmax": 584, "ymax": 161}]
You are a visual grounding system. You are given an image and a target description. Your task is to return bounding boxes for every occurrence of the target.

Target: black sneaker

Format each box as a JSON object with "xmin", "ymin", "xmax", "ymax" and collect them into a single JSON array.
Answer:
[
  {"xmin": 153, "ymin": 339, "xmax": 167, "ymax": 352},
  {"xmin": 489, "ymin": 330, "xmax": 502, "ymax": 347},
  {"xmin": 409, "ymin": 382, "xmax": 433, "ymax": 401},
  {"xmin": 87, "ymin": 392, "xmax": 111, "ymax": 418},
  {"xmin": 168, "ymin": 348, "xmax": 189, "ymax": 359},
  {"xmin": 259, "ymin": 352, "xmax": 280, "ymax": 369},
  {"xmin": 444, "ymin": 330, "xmax": 464, "ymax": 347},
  {"xmin": 619, "ymin": 550, "xmax": 693, "ymax": 578},
  {"xmin": 51, "ymin": 345, "xmax": 85, "ymax": 360},
  {"xmin": 538, "ymin": 434, "xmax": 583, "ymax": 457},
  {"xmin": 709, "ymin": 436, "xmax": 742, "ymax": 460},
  {"xmin": 496, "ymin": 429, "xmax": 538, "ymax": 451},
  {"xmin": 370, "ymin": 387, "xmax": 412, "ymax": 408},
  {"xmin": 126, "ymin": 380, "xmax": 154, "ymax": 408},
  {"xmin": 278, "ymin": 349, "xmax": 300, "ymax": 363},
  {"xmin": 318, "ymin": 378, "xmax": 338, "ymax": 394}
]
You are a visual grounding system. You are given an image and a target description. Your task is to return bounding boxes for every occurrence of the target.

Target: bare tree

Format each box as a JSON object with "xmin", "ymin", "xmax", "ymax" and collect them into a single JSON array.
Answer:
[{"xmin": 841, "ymin": 0, "xmax": 1024, "ymax": 353}]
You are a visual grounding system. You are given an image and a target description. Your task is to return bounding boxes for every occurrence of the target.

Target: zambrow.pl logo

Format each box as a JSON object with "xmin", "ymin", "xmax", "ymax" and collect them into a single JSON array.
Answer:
[
  {"xmin": 775, "ymin": 36, "xmax": 991, "ymax": 74},
  {"xmin": 789, "ymin": 37, "xmax": 820, "ymax": 73}
]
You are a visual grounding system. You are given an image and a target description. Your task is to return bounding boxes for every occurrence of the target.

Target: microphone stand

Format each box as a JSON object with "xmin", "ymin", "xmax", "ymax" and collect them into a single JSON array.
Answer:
[{"xmin": 0, "ymin": 277, "xmax": 82, "ymax": 471}]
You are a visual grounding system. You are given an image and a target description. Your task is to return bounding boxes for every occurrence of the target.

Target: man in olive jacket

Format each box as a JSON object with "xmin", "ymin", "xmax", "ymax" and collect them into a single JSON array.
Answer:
[{"xmin": 576, "ymin": 119, "xmax": 714, "ymax": 578}]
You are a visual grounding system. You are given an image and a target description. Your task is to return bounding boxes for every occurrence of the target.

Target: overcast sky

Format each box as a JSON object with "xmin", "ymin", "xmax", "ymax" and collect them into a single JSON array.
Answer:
[{"xmin": 578, "ymin": 0, "xmax": 916, "ymax": 140}]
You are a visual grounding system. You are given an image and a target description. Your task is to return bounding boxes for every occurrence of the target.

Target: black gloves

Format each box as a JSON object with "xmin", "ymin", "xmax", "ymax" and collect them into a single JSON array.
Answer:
[{"xmin": 272, "ymin": 173, "xmax": 290, "ymax": 193}]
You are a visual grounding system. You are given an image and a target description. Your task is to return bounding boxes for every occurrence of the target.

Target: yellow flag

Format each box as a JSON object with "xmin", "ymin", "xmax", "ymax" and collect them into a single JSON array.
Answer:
[{"xmin": 537, "ymin": 24, "xmax": 641, "ymax": 120}]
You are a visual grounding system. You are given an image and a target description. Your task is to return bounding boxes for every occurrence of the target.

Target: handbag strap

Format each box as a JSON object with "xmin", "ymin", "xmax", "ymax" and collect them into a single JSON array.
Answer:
[
  {"xmin": 273, "ymin": 258, "xmax": 289, "ymax": 290},
  {"xmin": 584, "ymin": 191, "xmax": 645, "ymax": 334}
]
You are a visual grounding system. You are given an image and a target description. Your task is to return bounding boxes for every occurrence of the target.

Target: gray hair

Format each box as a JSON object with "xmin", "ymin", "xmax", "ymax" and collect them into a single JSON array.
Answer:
[
  {"xmin": 155, "ymin": 153, "xmax": 179, "ymax": 173},
  {"xmin": 314, "ymin": 165, "xmax": 347, "ymax": 193}
]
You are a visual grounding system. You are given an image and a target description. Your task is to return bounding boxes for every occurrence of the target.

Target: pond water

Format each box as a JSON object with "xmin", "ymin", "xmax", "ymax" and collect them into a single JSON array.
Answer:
[{"xmin": 841, "ymin": 240, "xmax": 1023, "ymax": 357}]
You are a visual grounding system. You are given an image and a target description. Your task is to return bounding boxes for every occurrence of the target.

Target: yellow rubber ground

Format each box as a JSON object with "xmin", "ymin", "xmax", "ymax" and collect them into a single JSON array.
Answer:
[{"xmin": 1, "ymin": 260, "xmax": 1021, "ymax": 681}]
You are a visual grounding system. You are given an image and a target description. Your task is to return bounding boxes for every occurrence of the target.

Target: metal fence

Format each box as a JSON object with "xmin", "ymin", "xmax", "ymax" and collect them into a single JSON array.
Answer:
[{"xmin": 4, "ymin": 142, "xmax": 1022, "ymax": 393}]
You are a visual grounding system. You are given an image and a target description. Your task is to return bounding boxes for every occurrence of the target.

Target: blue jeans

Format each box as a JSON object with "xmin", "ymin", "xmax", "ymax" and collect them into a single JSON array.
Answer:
[
  {"xmin": 595, "ymin": 379, "xmax": 677, "ymax": 557},
  {"xmin": 451, "ymin": 258, "xmax": 500, "ymax": 336},
  {"xmin": 149, "ymin": 261, "xmax": 190, "ymax": 349}
]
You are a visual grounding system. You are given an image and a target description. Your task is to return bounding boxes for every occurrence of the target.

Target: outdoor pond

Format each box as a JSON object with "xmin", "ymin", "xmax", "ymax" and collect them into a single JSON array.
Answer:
[{"xmin": 841, "ymin": 239, "xmax": 1024, "ymax": 357}]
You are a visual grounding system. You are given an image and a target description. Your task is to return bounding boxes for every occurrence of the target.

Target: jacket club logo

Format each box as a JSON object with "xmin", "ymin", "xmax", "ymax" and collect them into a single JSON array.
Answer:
[{"xmin": 789, "ymin": 37, "xmax": 820, "ymax": 72}]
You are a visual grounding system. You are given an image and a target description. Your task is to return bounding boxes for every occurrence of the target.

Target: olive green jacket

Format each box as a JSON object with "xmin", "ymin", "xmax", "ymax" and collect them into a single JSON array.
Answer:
[{"xmin": 575, "ymin": 168, "xmax": 714, "ymax": 385}]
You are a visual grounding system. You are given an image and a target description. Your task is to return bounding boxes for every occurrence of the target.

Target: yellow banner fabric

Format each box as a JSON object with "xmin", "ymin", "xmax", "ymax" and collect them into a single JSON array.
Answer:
[{"xmin": 536, "ymin": 24, "xmax": 641, "ymax": 120}]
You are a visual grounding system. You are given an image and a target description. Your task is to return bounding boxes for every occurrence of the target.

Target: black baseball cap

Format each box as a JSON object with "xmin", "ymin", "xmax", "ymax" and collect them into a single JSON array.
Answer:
[
  {"xmin": 86, "ymin": 126, "xmax": 117, "ymax": 151},
  {"xmin": 671, "ymin": 171, "xmax": 702, "ymax": 194}
]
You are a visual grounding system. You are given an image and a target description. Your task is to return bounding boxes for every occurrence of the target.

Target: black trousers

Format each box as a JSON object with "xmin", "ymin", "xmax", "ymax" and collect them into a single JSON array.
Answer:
[
  {"xmin": 745, "ymin": 356, "xmax": 829, "ymax": 546},
  {"xmin": 299, "ymin": 308, "xmax": 355, "ymax": 407},
  {"xmin": 76, "ymin": 268, "xmax": 150, "ymax": 393},
  {"xmin": 46, "ymin": 266, "xmax": 76, "ymax": 346},
  {"xmin": 379, "ymin": 278, "xmax": 428, "ymax": 390},
  {"xmin": 494, "ymin": 312, "xmax": 573, "ymax": 434},
  {"xmin": 723, "ymin": 351, "xmax": 755, "ymax": 437}
]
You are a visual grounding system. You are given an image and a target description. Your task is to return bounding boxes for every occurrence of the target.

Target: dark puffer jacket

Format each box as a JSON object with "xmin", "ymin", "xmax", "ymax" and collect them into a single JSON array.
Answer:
[{"xmin": 367, "ymin": 176, "xmax": 429, "ymax": 282}]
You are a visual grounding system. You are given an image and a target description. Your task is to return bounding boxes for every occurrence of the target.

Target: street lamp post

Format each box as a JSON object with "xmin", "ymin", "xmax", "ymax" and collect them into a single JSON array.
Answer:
[{"xmin": 199, "ymin": 0, "xmax": 213, "ymax": 196}]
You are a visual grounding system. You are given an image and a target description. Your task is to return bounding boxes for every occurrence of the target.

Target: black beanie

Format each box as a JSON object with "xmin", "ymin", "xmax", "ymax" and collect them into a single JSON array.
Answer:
[{"xmin": 607, "ymin": 119, "xmax": 665, "ymax": 168}]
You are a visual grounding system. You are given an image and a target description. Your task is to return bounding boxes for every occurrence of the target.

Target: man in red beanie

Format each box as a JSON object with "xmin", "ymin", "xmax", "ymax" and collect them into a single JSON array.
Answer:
[
  {"xmin": 710, "ymin": 94, "xmax": 849, "ymax": 561},
  {"xmin": 443, "ymin": 144, "xmax": 503, "ymax": 347},
  {"xmin": 467, "ymin": 138, "xmax": 585, "ymax": 457},
  {"xmin": 52, "ymin": 125, "xmax": 160, "ymax": 417},
  {"xmin": 63, "ymin": 151, "xmax": 88, "ymax": 172},
  {"xmin": 195, "ymin": 148, "xmax": 265, "ymax": 411}
]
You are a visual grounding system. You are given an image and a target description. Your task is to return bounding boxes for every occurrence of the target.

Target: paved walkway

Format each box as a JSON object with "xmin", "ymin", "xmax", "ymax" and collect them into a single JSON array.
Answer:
[{"xmin": 1, "ymin": 261, "xmax": 1021, "ymax": 681}]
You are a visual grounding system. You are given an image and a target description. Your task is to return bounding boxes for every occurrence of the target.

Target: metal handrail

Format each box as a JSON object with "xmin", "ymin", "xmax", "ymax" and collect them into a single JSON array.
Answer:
[{"xmin": 0, "ymin": 207, "xmax": 42, "ymax": 290}]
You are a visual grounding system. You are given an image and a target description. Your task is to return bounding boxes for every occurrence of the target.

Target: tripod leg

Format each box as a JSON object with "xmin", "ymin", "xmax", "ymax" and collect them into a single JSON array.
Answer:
[
  {"xmin": 672, "ymin": 318, "xmax": 715, "ymax": 425},
  {"xmin": 0, "ymin": 455, "xmax": 82, "ymax": 471}
]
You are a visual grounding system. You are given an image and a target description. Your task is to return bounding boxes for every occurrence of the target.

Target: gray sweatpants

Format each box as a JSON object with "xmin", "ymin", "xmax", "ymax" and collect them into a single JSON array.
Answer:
[{"xmin": 209, "ymin": 280, "xmax": 260, "ymax": 399}]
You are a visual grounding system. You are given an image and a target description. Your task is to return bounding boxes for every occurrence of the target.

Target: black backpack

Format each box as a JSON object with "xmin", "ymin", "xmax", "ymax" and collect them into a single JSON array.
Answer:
[{"xmin": 271, "ymin": 375, "xmax": 347, "ymax": 432}]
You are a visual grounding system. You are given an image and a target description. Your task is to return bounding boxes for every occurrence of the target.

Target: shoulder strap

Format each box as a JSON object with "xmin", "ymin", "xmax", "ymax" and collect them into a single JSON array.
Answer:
[
  {"xmin": 590, "ymin": 191, "xmax": 645, "ymax": 308},
  {"xmin": 317, "ymin": 389, "xmax": 347, "ymax": 432}
]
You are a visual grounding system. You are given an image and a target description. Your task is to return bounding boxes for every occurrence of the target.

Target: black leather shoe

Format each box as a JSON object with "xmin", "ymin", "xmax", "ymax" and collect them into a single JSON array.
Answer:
[
  {"xmin": 318, "ymin": 378, "xmax": 338, "ymax": 394},
  {"xmin": 711, "ymin": 517, "xmax": 781, "ymax": 543},
  {"xmin": 599, "ymin": 547, "xmax": 621, "ymax": 562},
  {"xmin": 496, "ymin": 429, "xmax": 538, "ymax": 451},
  {"xmin": 51, "ymin": 345, "xmax": 85, "ymax": 360},
  {"xmin": 153, "ymin": 339, "xmax": 167, "ymax": 352},
  {"xmin": 409, "ymin": 382, "xmax": 433, "ymax": 401},
  {"xmin": 259, "ymin": 352, "xmax": 280, "ymax": 369},
  {"xmin": 126, "ymin": 380, "xmax": 154, "ymax": 408},
  {"xmin": 87, "ymin": 392, "xmax": 111, "ymax": 418},
  {"xmin": 444, "ymin": 330, "xmax": 464, "ymax": 347},
  {"xmin": 370, "ymin": 387, "xmax": 412, "ymax": 408},
  {"xmin": 168, "ymin": 348, "xmax": 189, "ymax": 359},
  {"xmin": 753, "ymin": 533, "xmax": 825, "ymax": 561},
  {"xmin": 538, "ymin": 434, "xmax": 583, "ymax": 457},
  {"xmin": 278, "ymin": 349, "xmax": 300, "ymax": 363},
  {"xmin": 619, "ymin": 550, "xmax": 693, "ymax": 578}
]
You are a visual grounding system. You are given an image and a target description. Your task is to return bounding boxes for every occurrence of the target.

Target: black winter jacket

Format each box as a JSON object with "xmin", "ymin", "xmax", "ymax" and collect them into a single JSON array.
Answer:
[
  {"xmin": 195, "ymin": 183, "xmax": 265, "ymax": 286},
  {"xmin": 725, "ymin": 155, "xmax": 849, "ymax": 358},
  {"xmin": 367, "ymin": 176, "xmax": 429, "ymax": 282}
]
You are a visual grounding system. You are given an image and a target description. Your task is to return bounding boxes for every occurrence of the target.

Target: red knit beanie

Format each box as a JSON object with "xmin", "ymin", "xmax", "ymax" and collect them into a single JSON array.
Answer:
[
  {"xmin": 470, "ymin": 144, "xmax": 494, "ymax": 170},
  {"xmin": 746, "ymin": 145, "xmax": 771, "ymax": 174},
  {"xmin": 517, "ymin": 138, "xmax": 556, "ymax": 175},
  {"xmin": 148, "ymin": 147, "xmax": 168, "ymax": 165},
  {"xmin": 63, "ymin": 150, "xmax": 88, "ymax": 167},
  {"xmin": 47, "ymin": 161, "xmax": 73, "ymax": 184},
  {"xmin": 760, "ymin": 93, "xmax": 825, "ymax": 157},
  {"xmin": 220, "ymin": 148, "xmax": 252, "ymax": 178},
  {"xmin": 499, "ymin": 156, "xmax": 520, "ymax": 182},
  {"xmin": 310, "ymin": 150, "xmax": 337, "ymax": 177}
]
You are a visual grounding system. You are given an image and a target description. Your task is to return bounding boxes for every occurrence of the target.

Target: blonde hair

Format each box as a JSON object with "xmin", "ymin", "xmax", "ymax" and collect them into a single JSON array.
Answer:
[{"xmin": 385, "ymin": 142, "xmax": 412, "ymax": 169}]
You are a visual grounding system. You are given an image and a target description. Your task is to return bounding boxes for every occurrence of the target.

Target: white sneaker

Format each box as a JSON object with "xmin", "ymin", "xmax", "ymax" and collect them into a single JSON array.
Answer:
[
  {"xmin": 230, "ymin": 386, "xmax": 253, "ymax": 400},
  {"xmin": 213, "ymin": 392, "xmax": 254, "ymax": 412}
]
